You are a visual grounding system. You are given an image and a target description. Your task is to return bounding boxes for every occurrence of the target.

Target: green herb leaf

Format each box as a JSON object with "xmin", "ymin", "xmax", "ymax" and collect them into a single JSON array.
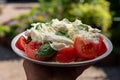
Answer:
[
  {"xmin": 77, "ymin": 24, "xmax": 89, "ymax": 31},
  {"xmin": 36, "ymin": 43, "xmax": 57, "ymax": 58},
  {"xmin": 45, "ymin": 21, "xmax": 52, "ymax": 27},
  {"xmin": 56, "ymin": 30, "xmax": 70, "ymax": 38},
  {"xmin": 35, "ymin": 23, "xmax": 42, "ymax": 30},
  {"xmin": 62, "ymin": 18, "xmax": 71, "ymax": 23}
]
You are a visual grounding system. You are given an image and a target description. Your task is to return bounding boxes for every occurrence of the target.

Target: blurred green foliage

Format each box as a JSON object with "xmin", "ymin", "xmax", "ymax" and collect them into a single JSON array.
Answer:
[
  {"xmin": 1, "ymin": 13, "xmax": 45, "ymax": 39},
  {"xmin": 0, "ymin": 25, "xmax": 10, "ymax": 37},
  {"xmin": 0, "ymin": 0, "xmax": 112, "ymax": 44}
]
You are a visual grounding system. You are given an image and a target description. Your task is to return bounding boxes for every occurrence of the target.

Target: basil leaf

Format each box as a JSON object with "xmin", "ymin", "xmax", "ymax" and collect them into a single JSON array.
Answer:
[
  {"xmin": 36, "ymin": 43, "xmax": 57, "ymax": 58},
  {"xmin": 56, "ymin": 30, "xmax": 70, "ymax": 38},
  {"xmin": 77, "ymin": 24, "xmax": 89, "ymax": 31},
  {"xmin": 62, "ymin": 18, "xmax": 71, "ymax": 23},
  {"xmin": 35, "ymin": 23, "xmax": 42, "ymax": 30},
  {"xmin": 45, "ymin": 21, "xmax": 52, "ymax": 27}
]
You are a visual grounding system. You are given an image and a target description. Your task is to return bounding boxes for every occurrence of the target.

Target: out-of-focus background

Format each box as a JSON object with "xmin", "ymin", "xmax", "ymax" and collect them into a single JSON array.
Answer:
[{"xmin": 0, "ymin": 0, "xmax": 120, "ymax": 80}]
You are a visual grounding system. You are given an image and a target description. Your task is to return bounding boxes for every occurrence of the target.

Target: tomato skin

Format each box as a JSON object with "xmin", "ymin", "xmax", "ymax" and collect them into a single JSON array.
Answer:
[
  {"xmin": 55, "ymin": 47, "xmax": 77, "ymax": 63},
  {"xmin": 74, "ymin": 37, "xmax": 98, "ymax": 60},
  {"xmin": 15, "ymin": 36, "xmax": 27, "ymax": 51},
  {"xmin": 25, "ymin": 41, "xmax": 47, "ymax": 60},
  {"xmin": 96, "ymin": 36, "xmax": 107, "ymax": 56}
]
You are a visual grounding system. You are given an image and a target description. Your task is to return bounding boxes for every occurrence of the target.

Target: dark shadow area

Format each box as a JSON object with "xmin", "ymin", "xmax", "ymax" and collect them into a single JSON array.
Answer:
[
  {"xmin": 0, "ymin": 45, "xmax": 21, "ymax": 61},
  {"xmin": 94, "ymin": 65, "xmax": 120, "ymax": 80}
]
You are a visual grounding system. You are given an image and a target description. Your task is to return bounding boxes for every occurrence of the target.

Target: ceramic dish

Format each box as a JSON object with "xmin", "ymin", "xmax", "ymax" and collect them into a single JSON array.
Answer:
[{"xmin": 11, "ymin": 32, "xmax": 113, "ymax": 67}]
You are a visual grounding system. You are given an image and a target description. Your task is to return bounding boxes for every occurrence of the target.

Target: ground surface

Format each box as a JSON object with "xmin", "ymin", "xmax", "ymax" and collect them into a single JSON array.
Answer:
[
  {"xmin": 0, "ymin": 3, "xmax": 120, "ymax": 80},
  {"xmin": 0, "ymin": 3, "xmax": 38, "ymax": 24}
]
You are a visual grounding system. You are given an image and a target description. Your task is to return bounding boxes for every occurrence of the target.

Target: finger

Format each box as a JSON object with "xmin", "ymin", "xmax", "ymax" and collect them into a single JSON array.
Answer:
[
  {"xmin": 74, "ymin": 62, "xmax": 96, "ymax": 78},
  {"xmin": 23, "ymin": 60, "xmax": 51, "ymax": 80}
]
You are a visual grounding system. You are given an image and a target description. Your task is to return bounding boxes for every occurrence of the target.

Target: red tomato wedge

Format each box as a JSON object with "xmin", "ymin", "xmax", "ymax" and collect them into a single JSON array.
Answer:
[
  {"xmin": 25, "ymin": 41, "xmax": 47, "ymax": 60},
  {"xmin": 55, "ymin": 47, "xmax": 77, "ymax": 63},
  {"xmin": 74, "ymin": 37, "xmax": 98, "ymax": 60},
  {"xmin": 15, "ymin": 36, "xmax": 26, "ymax": 51},
  {"xmin": 96, "ymin": 35, "xmax": 107, "ymax": 56}
]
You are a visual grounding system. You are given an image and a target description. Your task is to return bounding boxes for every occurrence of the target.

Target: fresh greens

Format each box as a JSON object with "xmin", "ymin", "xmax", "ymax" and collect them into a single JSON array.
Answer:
[
  {"xmin": 36, "ymin": 22, "xmax": 52, "ymax": 30},
  {"xmin": 35, "ymin": 23, "xmax": 42, "ymax": 30},
  {"xmin": 56, "ymin": 30, "xmax": 69, "ymax": 38},
  {"xmin": 36, "ymin": 43, "xmax": 57, "ymax": 58},
  {"xmin": 45, "ymin": 21, "xmax": 52, "ymax": 27},
  {"xmin": 62, "ymin": 18, "xmax": 71, "ymax": 24},
  {"xmin": 77, "ymin": 24, "xmax": 89, "ymax": 31}
]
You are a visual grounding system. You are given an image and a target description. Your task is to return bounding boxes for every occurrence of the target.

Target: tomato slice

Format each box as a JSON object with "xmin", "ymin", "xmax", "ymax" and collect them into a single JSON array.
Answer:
[
  {"xmin": 96, "ymin": 35, "xmax": 107, "ymax": 56},
  {"xmin": 74, "ymin": 37, "xmax": 97, "ymax": 60},
  {"xmin": 25, "ymin": 41, "xmax": 47, "ymax": 60},
  {"xmin": 15, "ymin": 36, "xmax": 27, "ymax": 51},
  {"xmin": 55, "ymin": 47, "xmax": 77, "ymax": 63}
]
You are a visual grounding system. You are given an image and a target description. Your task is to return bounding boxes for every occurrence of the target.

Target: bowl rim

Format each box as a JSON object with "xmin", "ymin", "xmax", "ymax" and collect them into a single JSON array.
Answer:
[{"xmin": 11, "ymin": 32, "xmax": 113, "ymax": 67}]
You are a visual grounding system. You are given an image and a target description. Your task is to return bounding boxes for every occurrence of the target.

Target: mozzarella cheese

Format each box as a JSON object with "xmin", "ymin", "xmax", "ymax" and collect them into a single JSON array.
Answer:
[{"xmin": 25, "ymin": 19, "xmax": 100, "ymax": 50}]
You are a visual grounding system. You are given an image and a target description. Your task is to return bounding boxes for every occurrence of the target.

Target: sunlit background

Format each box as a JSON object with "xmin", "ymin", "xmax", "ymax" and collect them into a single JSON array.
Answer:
[{"xmin": 0, "ymin": 0, "xmax": 120, "ymax": 80}]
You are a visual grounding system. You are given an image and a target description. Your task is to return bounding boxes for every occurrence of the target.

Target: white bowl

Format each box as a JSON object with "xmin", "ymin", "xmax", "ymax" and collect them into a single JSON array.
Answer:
[{"xmin": 11, "ymin": 32, "xmax": 113, "ymax": 67}]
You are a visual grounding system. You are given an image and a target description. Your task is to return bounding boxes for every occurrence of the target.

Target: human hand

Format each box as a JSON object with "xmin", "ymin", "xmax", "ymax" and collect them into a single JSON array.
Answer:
[{"xmin": 23, "ymin": 60, "xmax": 92, "ymax": 80}]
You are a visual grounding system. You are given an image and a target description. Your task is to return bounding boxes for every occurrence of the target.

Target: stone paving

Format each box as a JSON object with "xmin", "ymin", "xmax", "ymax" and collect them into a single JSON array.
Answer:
[
  {"xmin": 0, "ymin": 3, "xmax": 39, "ymax": 24},
  {"xmin": 0, "ymin": 3, "xmax": 120, "ymax": 80}
]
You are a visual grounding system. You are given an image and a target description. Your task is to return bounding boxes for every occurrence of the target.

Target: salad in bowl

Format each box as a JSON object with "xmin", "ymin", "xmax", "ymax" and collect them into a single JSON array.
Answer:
[{"xmin": 11, "ymin": 19, "xmax": 112, "ymax": 66}]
